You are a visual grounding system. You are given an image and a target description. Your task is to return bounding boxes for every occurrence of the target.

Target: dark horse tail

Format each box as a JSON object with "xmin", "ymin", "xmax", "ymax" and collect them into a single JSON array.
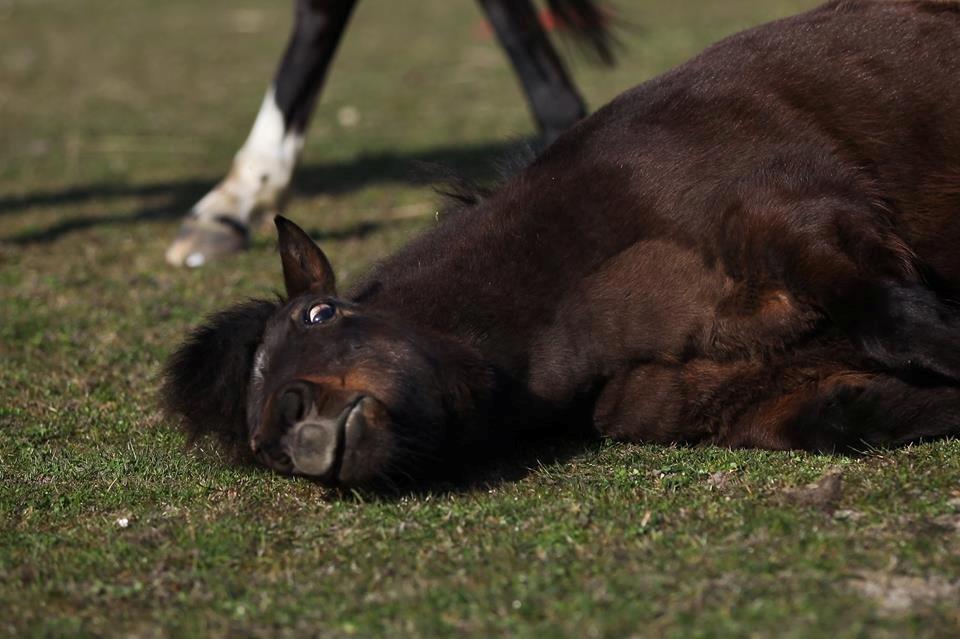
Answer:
[{"xmin": 545, "ymin": 0, "xmax": 618, "ymax": 65}]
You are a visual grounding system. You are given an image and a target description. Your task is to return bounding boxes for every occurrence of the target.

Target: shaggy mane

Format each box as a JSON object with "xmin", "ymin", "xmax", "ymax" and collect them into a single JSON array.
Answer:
[{"xmin": 161, "ymin": 298, "xmax": 278, "ymax": 456}]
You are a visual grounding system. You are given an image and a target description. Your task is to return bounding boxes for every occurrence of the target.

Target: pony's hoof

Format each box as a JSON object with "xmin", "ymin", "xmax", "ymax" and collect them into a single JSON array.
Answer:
[{"xmin": 165, "ymin": 216, "xmax": 249, "ymax": 268}]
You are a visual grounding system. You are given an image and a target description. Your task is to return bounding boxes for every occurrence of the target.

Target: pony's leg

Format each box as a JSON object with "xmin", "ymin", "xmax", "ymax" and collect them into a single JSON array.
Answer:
[
  {"xmin": 721, "ymin": 191, "xmax": 960, "ymax": 384},
  {"xmin": 166, "ymin": 0, "xmax": 358, "ymax": 267},
  {"xmin": 729, "ymin": 373, "xmax": 960, "ymax": 453},
  {"xmin": 790, "ymin": 234, "xmax": 960, "ymax": 384},
  {"xmin": 594, "ymin": 363, "xmax": 960, "ymax": 453},
  {"xmin": 476, "ymin": 0, "xmax": 587, "ymax": 143}
]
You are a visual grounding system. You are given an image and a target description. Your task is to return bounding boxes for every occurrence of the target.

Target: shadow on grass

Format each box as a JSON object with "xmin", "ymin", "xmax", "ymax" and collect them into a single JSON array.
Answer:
[
  {"xmin": 1, "ymin": 139, "xmax": 532, "ymax": 245},
  {"xmin": 209, "ymin": 424, "xmax": 602, "ymax": 500},
  {"xmin": 313, "ymin": 428, "xmax": 605, "ymax": 502}
]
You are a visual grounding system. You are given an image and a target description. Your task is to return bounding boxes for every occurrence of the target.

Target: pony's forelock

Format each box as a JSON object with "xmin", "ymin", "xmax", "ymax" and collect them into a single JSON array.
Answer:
[{"xmin": 161, "ymin": 298, "xmax": 279, "ymax": 457}]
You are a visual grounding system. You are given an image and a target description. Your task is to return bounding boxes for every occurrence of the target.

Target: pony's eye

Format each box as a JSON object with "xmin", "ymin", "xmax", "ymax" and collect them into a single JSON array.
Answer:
[{"xmin": 305, "ymin": 302, "xmax": 337, "ymax": 325}]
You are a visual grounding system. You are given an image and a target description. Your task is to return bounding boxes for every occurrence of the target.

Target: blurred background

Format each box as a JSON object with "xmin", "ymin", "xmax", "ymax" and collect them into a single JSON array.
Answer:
[{"xmin": 0, "ymin": 0, "xmax": 820, "ymax": 272}]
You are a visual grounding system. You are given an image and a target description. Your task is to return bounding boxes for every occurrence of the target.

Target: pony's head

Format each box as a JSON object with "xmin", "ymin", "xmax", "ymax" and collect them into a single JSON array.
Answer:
[{"xmin": 162, "ymin": 217, "xmax": 494, "ymax": 487}]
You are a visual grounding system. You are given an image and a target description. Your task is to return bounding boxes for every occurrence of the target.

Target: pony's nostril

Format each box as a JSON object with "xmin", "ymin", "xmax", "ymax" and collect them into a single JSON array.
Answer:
[{"xmin": 279, "ymin": 385, "xmax": 308, "ymax": 424}]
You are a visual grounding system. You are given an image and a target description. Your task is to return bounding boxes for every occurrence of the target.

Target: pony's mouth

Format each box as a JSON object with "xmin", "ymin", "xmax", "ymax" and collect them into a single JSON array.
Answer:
[{"xmin": 285, "ymin": 395, "xmax": 369, "ymax": 481}]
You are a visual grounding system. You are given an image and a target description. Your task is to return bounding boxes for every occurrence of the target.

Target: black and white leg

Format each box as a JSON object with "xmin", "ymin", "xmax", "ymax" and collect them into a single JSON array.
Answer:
[{"xmin": 167, "ymin": 0, "xmax": 358, "ymax": 267}]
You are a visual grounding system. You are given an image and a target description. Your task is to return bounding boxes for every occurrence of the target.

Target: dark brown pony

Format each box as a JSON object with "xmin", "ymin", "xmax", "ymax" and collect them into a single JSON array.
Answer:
[{"xmin": 164, "ymin": 0, "xmax": 960, "ymax": 487}]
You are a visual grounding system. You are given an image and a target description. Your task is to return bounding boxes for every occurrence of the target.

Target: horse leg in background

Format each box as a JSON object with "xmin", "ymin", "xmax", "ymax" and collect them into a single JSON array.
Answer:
[
  {"xmin": 166, "ymin": 0, "xmax": 358, "ymax": 268},
  {"xmin": 477, "ymin": 0, "xmax": 587, "ymax": 143}
]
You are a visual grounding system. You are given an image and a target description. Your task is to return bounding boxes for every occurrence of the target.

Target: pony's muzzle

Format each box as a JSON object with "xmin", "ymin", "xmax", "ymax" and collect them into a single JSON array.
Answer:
[
  {"xmin": 251, "ymin": 379, "xmax": 393, "ymax": 485},
  {"xmin": 268, "ymin": 381, "xmax": 373, "ymax": 481},
  {"xmin": 287, "ymin": 417, "xmax": 342, "ymax": 477}
]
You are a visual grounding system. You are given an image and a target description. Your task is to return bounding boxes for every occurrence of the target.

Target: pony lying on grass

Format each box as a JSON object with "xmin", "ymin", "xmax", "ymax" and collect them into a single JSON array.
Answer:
[{"xmin": 163, "ymin": 0, "xmax": 960, "ymax": 487}]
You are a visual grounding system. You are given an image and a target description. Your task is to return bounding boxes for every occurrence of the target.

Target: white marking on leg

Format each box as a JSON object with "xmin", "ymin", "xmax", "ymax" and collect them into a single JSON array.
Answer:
[
  {"xmin": 192, "ymin": 87, "xmax": 305, "ymax": 226},
  {"xmin": 184, "ymin": 253, "xmax": 204, "ymax": 268}
]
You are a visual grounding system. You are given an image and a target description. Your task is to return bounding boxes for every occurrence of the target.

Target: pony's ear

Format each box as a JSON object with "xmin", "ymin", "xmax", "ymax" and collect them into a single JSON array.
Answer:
[
  {"xmin": 275, "ymin": 216, "xmax": 336, "ymax": 298},
  {"xmin": 161, "ymin": 299, "xmax": 278, "ymax": 456}
]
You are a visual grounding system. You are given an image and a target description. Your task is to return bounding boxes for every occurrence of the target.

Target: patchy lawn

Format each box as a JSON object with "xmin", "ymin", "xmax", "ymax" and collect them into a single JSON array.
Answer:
[{"xmin": 2, "ymin": 0, "xmax": 958, "ymax": 636}]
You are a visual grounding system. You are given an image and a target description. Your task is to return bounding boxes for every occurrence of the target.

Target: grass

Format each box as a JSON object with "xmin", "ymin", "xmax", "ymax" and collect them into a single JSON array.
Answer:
[{"xmin": 2, "ymin": 0, "xmax": 960, "ymax": 636}]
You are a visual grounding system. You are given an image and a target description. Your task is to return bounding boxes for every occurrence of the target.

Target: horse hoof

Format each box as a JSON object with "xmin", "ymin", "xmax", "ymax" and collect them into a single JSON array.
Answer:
[{"xmin": 165, "ymin": 216, "xmax": 249, "ymax": 268}]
